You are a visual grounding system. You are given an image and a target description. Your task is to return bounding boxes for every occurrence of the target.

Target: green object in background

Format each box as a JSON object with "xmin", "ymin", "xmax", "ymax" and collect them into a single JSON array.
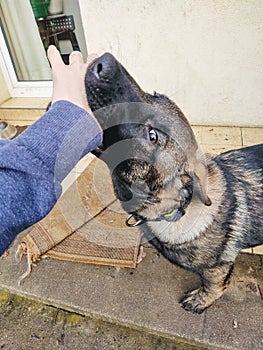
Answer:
[{"xmin": 30, "ymin": 0, "xmax": 51, "ymax": 19}]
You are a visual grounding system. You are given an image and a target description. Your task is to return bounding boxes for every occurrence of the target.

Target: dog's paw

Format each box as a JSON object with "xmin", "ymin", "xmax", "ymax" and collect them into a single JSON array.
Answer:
[{"xmin": 180, "ymin": 288, "xmax": 210, "ymax": 314}]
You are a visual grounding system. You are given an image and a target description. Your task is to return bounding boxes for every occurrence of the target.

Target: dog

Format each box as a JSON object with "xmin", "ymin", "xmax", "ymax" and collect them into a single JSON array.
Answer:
[{"xmin": 85, "ymin": 53, "xmax": 263, "ymax": 313}]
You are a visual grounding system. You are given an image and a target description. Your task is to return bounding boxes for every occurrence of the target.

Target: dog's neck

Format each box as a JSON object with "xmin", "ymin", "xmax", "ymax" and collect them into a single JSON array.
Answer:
[{"xmin": 145, "ymin": 159, "xmax": 226, "ymax": 245}]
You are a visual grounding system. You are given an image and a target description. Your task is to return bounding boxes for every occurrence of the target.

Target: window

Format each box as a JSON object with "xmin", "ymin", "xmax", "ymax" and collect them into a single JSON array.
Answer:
[{"xmin": 0, "ymin": 0, "xmax": 87, "ymax": 97}]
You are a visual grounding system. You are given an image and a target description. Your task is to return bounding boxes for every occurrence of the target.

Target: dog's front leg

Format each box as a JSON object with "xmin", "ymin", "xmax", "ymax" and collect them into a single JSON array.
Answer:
[{"xmin": 180, "ymin": 262, "xmax": 234, "ymax": 313}]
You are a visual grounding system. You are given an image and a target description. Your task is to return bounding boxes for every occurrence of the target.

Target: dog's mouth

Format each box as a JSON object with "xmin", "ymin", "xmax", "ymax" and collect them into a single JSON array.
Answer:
[
  {"xmin": 111, "ymin": 159, "xmax": 194, "ymax": 224},
  {"xmin": 123, "ymin": 180, "xmax": 194, "ymax": 227},
  {"xmin": 111, "ymin": 158, "xmax": 162, "ymax": 211}
]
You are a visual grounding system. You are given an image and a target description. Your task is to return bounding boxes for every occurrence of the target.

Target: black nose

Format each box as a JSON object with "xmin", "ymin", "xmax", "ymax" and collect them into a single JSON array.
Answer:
[{"xmin": 91, "ymin": 53, "xmax": 117, "ymax": 80}]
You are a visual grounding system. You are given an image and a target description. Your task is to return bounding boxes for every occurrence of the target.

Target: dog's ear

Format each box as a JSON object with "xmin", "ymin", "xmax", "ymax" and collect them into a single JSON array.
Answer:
[{"xmin": 193, "ymin": 150, "xmax": 212, "ymax": 206}]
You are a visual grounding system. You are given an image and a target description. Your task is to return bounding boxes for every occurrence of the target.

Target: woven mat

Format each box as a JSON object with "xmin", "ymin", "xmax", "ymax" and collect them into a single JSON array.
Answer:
[{"xmin": 18, "ymin": 157, "xmax": 141, "ymax": 273}]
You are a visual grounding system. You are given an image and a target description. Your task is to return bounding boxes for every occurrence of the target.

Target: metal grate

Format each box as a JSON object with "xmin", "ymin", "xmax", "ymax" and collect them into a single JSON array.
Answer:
[{"xmin": 45, "ymin": 15, "xmax": 75, "ymax": 32}]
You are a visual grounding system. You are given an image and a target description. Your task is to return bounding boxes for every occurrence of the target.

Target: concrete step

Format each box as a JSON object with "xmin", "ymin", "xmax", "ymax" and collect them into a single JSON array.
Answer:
[{"xmin": 0, "ymin": 289, "xmax": 200, "ymax": 350}]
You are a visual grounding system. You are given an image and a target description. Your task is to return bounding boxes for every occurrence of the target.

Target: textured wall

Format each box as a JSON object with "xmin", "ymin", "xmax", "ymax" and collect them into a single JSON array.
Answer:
[{"xmin": 79, "ymin": 0, "xmax": 263, "ymax": 126}]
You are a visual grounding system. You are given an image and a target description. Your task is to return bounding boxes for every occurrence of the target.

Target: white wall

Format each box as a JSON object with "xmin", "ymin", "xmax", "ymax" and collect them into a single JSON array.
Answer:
[{"xmin": 79, "ymin": 0, "xmax": 263, "ymax": 127}]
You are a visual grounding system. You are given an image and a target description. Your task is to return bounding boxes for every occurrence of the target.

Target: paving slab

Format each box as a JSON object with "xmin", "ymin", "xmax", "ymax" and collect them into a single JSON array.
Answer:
[
  {"xmin": 202, "ymin": 253, "xmax": 263, "ymax": 350},
  {"xmin": 0, "ymin": 230, "xmax": 262, "ymax": 350}
]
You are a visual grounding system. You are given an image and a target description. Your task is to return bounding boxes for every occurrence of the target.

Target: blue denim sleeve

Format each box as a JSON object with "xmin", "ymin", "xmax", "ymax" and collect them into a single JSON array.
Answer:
[{"xmin": 0, "ymin": 100, "xmax": 102, "ymax": 255}]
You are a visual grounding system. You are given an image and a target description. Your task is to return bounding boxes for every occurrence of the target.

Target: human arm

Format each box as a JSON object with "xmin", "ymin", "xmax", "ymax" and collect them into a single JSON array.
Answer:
[{"xmin": 0, "ymin": 47, "xmax": 102, "ymax": 255}]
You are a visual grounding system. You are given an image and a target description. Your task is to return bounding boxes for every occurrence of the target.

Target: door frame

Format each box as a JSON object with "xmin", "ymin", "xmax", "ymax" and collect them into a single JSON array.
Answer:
[{"xmin": 0, "ymin": 25, "xmax": 52, "ymax": 98}]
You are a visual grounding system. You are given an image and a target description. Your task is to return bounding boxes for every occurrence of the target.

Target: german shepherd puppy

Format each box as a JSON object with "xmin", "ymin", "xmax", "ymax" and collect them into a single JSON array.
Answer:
[{"xmin": 85, "ymin": 53, "xmax": 263, "ymax": 313}]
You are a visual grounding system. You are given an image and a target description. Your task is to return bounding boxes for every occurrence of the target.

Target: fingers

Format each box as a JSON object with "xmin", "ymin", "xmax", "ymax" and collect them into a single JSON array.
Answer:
[
  {"xmin": 47, "ymin": 45, "xmax": 98, "ymax": 113},
  {"xmin": 69, "ymin": 50, "xmax": 84, "ymax": 65},
  {"xmin": 47, "ymin": 45, "xmax": 63, "ymax": 68},
  {"xmin": 48, "ymin": 46, "xmax": 97, "ymax": 69},
  {"xmin": 48, "ymin": 45, "xmax": 85, "ymax": 68}
]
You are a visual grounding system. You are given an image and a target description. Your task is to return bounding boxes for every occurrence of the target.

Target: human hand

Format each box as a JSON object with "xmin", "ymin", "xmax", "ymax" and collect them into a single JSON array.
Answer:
[{"xmin": 47, "ymin": 45, "xmax": 97, "ymax": 113}]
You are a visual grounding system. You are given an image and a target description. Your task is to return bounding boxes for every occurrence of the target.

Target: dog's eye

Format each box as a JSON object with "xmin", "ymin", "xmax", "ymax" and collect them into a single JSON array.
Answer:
[{"xmin": 148, "ymin": 128, "xmax": 158, "ymax": 144}]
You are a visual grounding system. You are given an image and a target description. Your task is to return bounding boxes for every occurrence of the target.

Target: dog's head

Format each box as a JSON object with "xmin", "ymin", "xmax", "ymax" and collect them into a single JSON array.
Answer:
[{"xmin": 85, "ymin": 53, "xmax": 211, "ymax": 223}]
